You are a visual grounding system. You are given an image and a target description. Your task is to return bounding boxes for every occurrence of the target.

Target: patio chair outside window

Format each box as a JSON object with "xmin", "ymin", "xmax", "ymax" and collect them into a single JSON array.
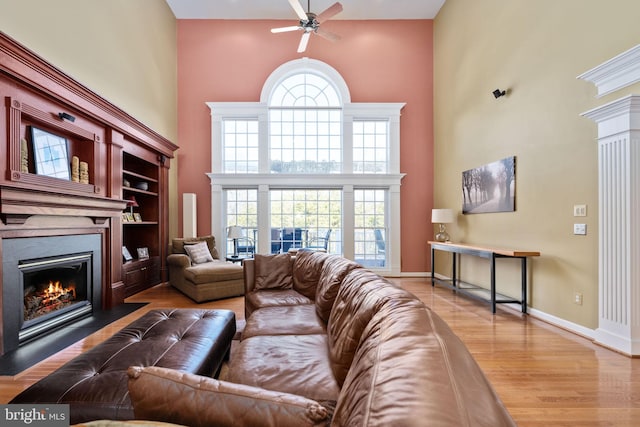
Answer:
[
  {"xmin": 306, "ymin": 229, "xmax": 332, "ymax": 252},
  {"xmin": 374, "ymin": 229, "xmax": 386, "ymax": 255}
]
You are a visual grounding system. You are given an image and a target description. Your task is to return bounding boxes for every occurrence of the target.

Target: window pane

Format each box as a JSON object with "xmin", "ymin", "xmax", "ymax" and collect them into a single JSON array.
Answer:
[
  {"xmin": 270, "ymin": 189, "xmax": 342, "ymax": 255},
  {"xmin": 354, "ymin": 189, "xmax": 386, "ymax": 268},
  {"xmin": 223, "ymin": 119, "xmax": 259, "ymax": 173},
  {"xmin": 353, "ymin": 120, "xmax": 389, "ymax": 174},
  {"xmin": 270, "ymin": 108, "xmax": 341, "ymax": 173},
  {"xmin": 225, "ymin": 189, "xmax": 258, "ymax": 256},
  {"xmin": 271, "ymin": 73, "xmax": 340, "ymax": 107}
]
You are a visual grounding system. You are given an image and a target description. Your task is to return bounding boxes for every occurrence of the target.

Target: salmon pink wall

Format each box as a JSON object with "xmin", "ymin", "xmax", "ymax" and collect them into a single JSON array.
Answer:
[{"xmin": 177, "ymin": 19, "xmax": 434, "ymax": 272}]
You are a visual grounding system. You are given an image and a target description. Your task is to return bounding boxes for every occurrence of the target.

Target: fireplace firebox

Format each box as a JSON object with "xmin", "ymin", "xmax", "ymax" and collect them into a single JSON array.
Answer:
[
  {"xmin": 19, "ymin": 253, "xmax": 93, "ymax": 343},
  {"xmin": 2, "ymin": 234, "xmax": 102, "ymax": 353}
]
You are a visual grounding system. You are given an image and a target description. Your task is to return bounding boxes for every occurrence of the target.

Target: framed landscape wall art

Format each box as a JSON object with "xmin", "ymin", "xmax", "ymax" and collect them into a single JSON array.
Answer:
[{"xmin": 462, "ymin": 156, "xmax": 516, "ymax": 214}]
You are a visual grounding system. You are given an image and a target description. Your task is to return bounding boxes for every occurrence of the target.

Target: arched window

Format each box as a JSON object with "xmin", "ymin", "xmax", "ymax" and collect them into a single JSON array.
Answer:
[{"xmin": 207, "ymin": 58, "xmax": 404, "ymax": 273}]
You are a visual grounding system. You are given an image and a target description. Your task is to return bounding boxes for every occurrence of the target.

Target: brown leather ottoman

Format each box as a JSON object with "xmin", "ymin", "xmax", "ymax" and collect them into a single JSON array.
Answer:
[{"xmin": 10, "ymin": 308, "xmax": 236, "ymax": 424}]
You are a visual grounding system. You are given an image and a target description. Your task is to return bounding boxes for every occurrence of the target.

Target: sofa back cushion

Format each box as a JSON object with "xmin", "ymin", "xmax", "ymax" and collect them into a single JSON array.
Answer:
[
  {"xmin": 292, "ymin": 250, "xmax": 329, "ymax": 300},
  {"xmin": 128, "ymin": 366, "xmax": 330, "ymax": 427},
  {"xmin": 332, "ymin": 300, "xmax": 517, "ymax": 427},
  {"xmin": 172, "ymin": 235, "xmax": 219, "ymax": 259},
  {"xmin": 254, "ymin": 253, "xmax": 293, "ymax": 290},
  {"xmin": 327, "ymin": 269, "xmax": 410, "ymax": 387},
  {"xmin": 314, "ymin": 255, "xmax": 361, "ymax": 323}
]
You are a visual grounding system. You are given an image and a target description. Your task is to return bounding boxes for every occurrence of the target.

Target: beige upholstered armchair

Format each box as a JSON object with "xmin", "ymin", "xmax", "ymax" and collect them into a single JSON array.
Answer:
[{"xmin": 166, "ymin": 235, "xmax": 244, "ymax": 302}]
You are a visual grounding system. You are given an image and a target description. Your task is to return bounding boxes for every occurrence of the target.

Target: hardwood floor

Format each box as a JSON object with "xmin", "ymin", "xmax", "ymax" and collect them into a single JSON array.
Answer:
[{"xmin": 2, "ymin": 278, "xmax": 639, "ymax": 426}]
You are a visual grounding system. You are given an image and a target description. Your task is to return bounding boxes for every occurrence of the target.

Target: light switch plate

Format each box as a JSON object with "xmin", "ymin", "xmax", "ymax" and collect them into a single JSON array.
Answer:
[
  {"xmin": 574, "ymin": 223, "xmax": 587, "ymax": 235},
  {"xmin": 573, "ymin": 204, "xmax": 587, "ymax": 217}
]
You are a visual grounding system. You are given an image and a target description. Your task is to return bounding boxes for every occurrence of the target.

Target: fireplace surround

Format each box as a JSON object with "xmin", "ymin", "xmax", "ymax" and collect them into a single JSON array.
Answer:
[{"xmin": 2, "ymin": 234, "xmax": 102, "ymax": 354}]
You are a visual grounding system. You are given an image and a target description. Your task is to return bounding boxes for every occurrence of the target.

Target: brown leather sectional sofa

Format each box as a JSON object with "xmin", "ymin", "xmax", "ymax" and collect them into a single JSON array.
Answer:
[{"xmin": 126, "ymin": 250, "xmax": 516, "ymax": 426}]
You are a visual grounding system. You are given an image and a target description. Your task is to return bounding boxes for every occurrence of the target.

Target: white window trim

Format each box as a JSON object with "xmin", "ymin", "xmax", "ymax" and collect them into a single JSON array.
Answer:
[{"xmin": 206, "ymin": 59, "xmax": 405, "ymax": 275}]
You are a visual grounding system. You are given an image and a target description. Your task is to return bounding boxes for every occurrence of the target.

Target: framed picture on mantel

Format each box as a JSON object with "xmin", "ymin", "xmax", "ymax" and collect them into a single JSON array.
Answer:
[{"xmin": 30, "ymin": 126, "xmax": 71, "ymax": 180}]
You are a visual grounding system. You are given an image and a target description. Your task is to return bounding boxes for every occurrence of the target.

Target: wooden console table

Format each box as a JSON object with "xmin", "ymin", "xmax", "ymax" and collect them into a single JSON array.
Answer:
[{"xmin": 428, "ymin": 241, "xmax": 540, "ymax": 314}]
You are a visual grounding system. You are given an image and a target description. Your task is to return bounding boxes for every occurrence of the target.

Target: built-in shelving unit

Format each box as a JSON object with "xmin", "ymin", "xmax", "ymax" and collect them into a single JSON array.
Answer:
[
  {"xmin": 0, "ymin": 31, "xmax": 177, "ymax": 314},
  {"xmin": 121, "ymin": 152, "xmax": 163, "ymax": 297}
]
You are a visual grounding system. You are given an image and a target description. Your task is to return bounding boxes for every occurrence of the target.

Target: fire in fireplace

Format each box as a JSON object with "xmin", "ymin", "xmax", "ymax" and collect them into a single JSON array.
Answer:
[{"xmin": 25, "ymin": 279, "xmax": 78, "ymax": 321}]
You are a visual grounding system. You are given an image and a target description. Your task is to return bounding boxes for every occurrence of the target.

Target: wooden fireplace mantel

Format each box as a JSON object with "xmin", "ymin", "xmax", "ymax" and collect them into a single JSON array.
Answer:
[
  {"xmin": 0, "ymin": 185, "xmax": 127, "ymax": 225},
  {"xmin": 0, "ymin": 30, "xmax": 178, "ymax": 329}
]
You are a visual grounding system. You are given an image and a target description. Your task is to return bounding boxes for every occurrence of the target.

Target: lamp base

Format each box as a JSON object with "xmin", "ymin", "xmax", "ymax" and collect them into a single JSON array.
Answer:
[{"xmin": 435, "ymin": 224, "xmax": 450, "ymax": 242}]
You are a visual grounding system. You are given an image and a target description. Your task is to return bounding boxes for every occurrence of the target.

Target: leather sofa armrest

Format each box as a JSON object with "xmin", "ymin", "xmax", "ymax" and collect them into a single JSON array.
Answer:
[
  {"xmin": 128, "ymin": 366, "xmax": 329, "ymax": 427},
  {"xmin": 167, "ymin": 253, "xmax": 191, "ymax": 269},
  {"xmin": 243, "ymin": 258, "xmax": 256, "ymax": 293}
]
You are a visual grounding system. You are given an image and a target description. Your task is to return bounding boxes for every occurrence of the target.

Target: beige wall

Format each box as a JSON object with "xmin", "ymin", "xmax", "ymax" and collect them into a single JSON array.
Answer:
[
  {"xmin": 0, "ymin": 0, "xmax": 179, "ymax": 238},
  {"xmin": 434, "ymin": 0, "xmax": 640, "ymax": 329}
]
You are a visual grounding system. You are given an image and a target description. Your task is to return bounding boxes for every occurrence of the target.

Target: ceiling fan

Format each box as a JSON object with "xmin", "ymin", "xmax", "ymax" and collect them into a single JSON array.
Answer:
[{"xmin": 271, "ymin": 0, "xmax": 343, "ymax": 53}]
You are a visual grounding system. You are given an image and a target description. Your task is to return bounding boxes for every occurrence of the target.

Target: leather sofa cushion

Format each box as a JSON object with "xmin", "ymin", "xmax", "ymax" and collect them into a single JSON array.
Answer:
[
  {"xmin": 183, "ymin": 261, "xmax": 243, "ymax": 284},
  {"xmin": 242, "ymin": 304, "xmax": 326, "ymax": 340},
  {"xmin": 333, "ymin": 301, "xmax": 517, "ymax": 427},
  {"xmin": 245, "ymin": 289, "xmax": 313, "ymax": 313},
  {"xmin": 228, "ymin": 334, "xmax": 340, "ymax": 402},
  {"xmin": 172, "ymin": 235, "xmax": 219, "ymax": 259},
  {"xmin": 328, "ymin": 269, "xmax": 412, "ymax": 386},
  {"xmin": 292, "ymin": 249, "xmax": 328, "ymax": 299},
  {"xmin": 315, "ymin": 256, "xmax": 361, "ymax": 322},
  {"xmin": 255, "ymin": 253, "xmax": 293, "ymax": 290},
  {"xmin": 127, "ymin": 366, "xmax": 329, "ymax": 427}
]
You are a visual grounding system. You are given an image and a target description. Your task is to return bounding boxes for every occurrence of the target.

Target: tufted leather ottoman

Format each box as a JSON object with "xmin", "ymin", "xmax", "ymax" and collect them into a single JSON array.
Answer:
[{"xmin": 10, "ymin": 308, "xmax": 236, "ymax": 424}]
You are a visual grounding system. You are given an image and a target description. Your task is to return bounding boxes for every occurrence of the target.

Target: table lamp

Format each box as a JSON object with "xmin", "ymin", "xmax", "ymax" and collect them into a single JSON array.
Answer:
[
  {"xmin": 432, "ymin": 208, "xmax": 454, "ymax": 242},
  {"xmin": 126, "ymin": 196, "xmax": 139, "ymax": 215},
  {"xmin": 227, "ymin": 225, "xmax": 243, "ymax": 257}
]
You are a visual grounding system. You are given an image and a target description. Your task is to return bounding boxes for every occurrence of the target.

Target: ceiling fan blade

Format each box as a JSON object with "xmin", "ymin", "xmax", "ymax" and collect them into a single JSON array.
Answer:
[
  {"xmin": 297, "ymin": 32, "xmax": 311, "ymax": 53},
  {"xmin": 315, "ymin": 2, "xmax": 343, "ymax": 23},
  {"xmin": 288, "ymin": 0, "xmax": 308, "ymax": 21},
  {"xmin": 316, "ymin": 27, "xmax": 341, "ymax": 42},
  {"xmin": 271, "ymin": 25, "xmax": 301, "ymax": 33}
]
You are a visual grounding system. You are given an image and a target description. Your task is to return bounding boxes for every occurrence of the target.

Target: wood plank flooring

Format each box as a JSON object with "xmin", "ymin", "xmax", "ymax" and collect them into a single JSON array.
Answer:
[{"xmin": 2, "ymin": 277, "xmax": 639, "ymax": 426}]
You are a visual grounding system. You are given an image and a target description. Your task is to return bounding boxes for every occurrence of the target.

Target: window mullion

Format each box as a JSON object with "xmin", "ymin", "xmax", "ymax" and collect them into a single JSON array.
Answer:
[
  {"xmin": 342, "ymin": 114, "xmax": 353, "ymax": 173},
  {"xmin": 342, "ymin": 185, "xmax": 355, "ymax": 260},
  {"xmin": 258, "ymin": 112, "xmax": 270, "ymax": 173}
]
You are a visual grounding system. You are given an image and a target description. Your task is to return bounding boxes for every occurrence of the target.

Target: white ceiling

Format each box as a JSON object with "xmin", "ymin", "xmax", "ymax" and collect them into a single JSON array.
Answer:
[{"xmin": 165, "ymin": 0, "xmax": 446, "ymax": 20}]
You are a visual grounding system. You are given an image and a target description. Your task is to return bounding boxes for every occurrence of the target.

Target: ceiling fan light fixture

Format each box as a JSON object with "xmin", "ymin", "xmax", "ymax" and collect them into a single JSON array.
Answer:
[{"xmin": 271, "ymin": 0, "xmax": 343, "ymax": 53}]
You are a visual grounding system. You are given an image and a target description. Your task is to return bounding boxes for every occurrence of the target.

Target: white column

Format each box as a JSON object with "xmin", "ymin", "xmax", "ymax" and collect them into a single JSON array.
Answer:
[
  {"xmin": 182, "ymin": 193, "xmax": 197, "ymax": 238},
  {"xmin": 582, "ymin": 95, "xmax": 640, "ymax": 355}
]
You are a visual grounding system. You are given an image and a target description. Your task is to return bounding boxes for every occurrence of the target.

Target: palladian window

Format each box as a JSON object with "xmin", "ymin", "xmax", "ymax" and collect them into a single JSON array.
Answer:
[{"xmin": 207, "ymin": 58, "xmax": 404, "ymax": 273}]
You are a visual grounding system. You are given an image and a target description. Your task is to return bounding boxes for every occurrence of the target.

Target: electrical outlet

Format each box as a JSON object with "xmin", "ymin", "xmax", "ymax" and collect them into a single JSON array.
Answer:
[
  {"xmin": 574, "ymin": 292, "xmax": 583, "ymax": 305},
  {"xmin": 574, "ymin": 223, "xmax": 587, "ymax": 235},
  {"xmin": 573, "ymin": 204, "xmax": 587, "ymax": 217}
]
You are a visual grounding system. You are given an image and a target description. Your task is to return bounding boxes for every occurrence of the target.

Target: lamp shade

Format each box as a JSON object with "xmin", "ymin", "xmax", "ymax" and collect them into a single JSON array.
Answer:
[
  {"xmin": 432, "ymin": 208, "xmax": 454, "ymax": 224},
  {"xmin": 126, "ymin": 196, "xmax": 139, "ymax": 208},
  {"xmin": 227, "ymin": 225, "xmax": 243, "ymax": 239}
]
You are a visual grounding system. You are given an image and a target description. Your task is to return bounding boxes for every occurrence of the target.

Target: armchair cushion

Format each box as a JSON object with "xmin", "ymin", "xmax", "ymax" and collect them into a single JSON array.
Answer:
[
  {"xmin": 127, "ymin": 366, "xmax": 329, "ymax": 427},
  {"xmin": 183, "ymin": 261, "xmax": 243, "ymax": 284},
  {"xmin": 183, "ymin": 241, "xmax": 214, "ymax": 264}
]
